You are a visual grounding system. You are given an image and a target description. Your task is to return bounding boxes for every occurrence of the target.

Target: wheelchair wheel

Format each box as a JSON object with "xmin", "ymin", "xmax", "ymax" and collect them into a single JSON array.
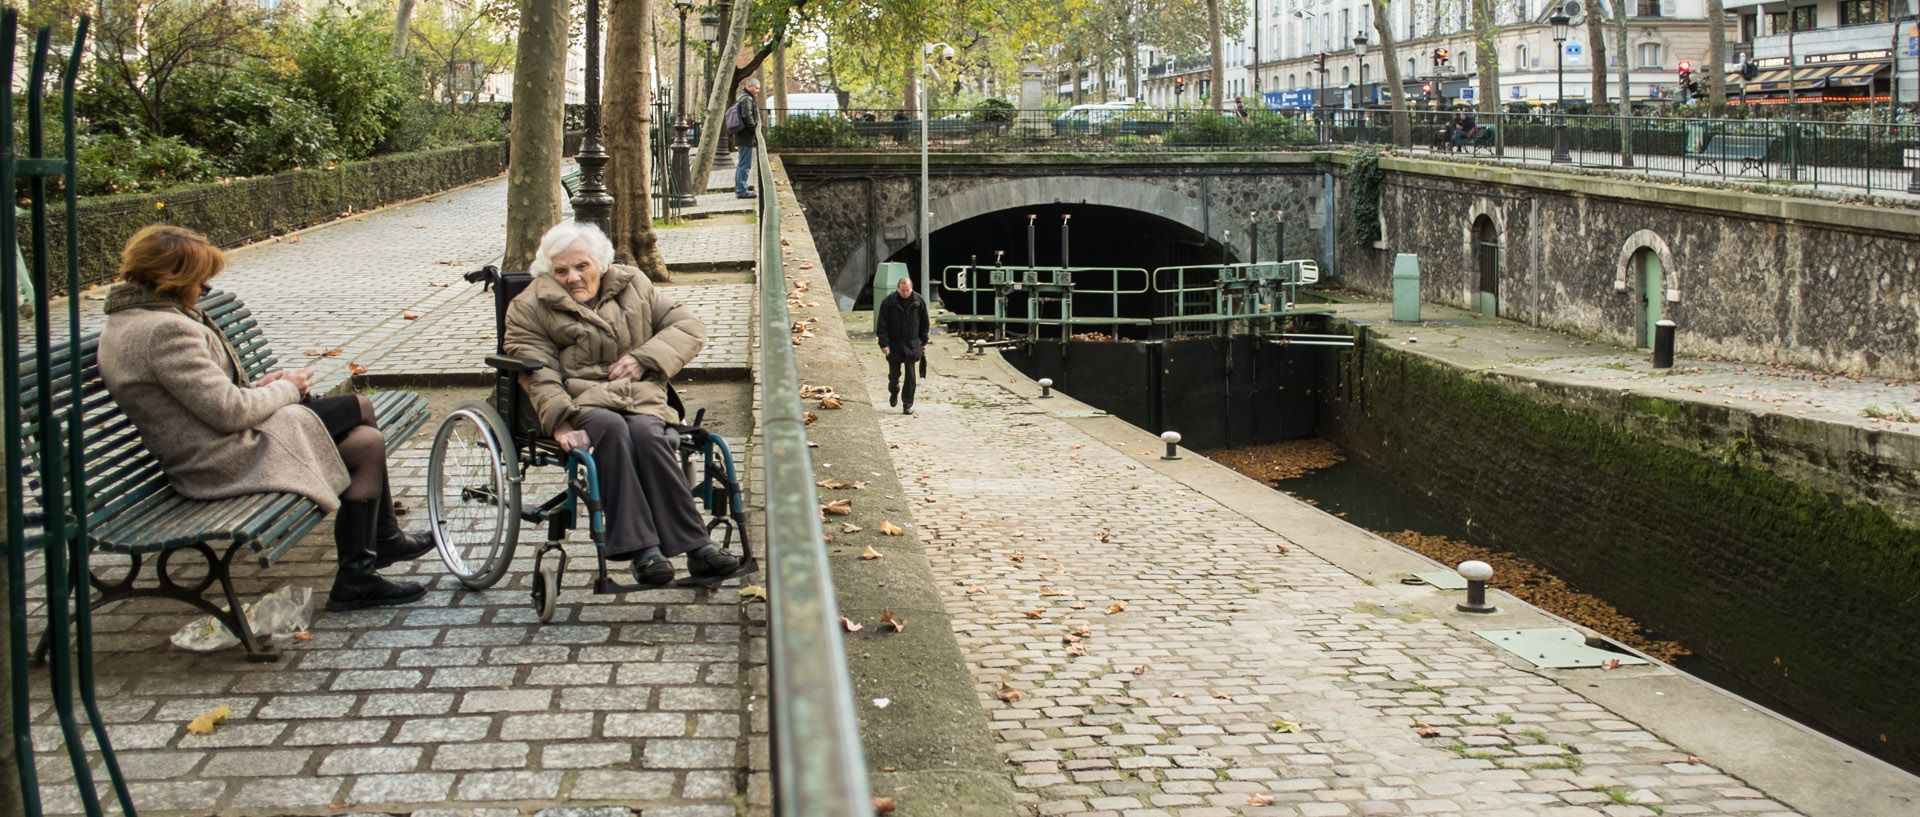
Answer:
[
  {"xmin": 532, "ymin": 562, "xmax": 560, "ymax": 623},
  {"xmin": 426, "ymin": 401, "xmax": 520, "ymax": 590}
]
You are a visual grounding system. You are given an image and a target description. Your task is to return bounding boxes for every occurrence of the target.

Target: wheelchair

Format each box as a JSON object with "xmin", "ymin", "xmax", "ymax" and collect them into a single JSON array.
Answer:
[{"xmin": 421, "ymin": 265, "xmax": 755, "ymax": 622}]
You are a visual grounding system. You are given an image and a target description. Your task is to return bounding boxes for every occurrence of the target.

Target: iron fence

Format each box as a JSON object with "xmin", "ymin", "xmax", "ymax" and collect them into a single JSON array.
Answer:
[{"xmin": 765, "ymin": 105, "xmax": 1920, "ymax": 196}]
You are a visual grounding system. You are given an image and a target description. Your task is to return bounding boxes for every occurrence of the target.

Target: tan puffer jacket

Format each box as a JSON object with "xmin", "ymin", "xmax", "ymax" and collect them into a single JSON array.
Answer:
[{"xmin": 502, "ymin": 264, "xmax": 707, "ymax": 434}]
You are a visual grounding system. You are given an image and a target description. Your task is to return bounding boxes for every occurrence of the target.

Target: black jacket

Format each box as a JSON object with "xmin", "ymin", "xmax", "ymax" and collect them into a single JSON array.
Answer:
[
  {"xmin": 876, "ymin": 291, "xmax": 929, "ymax": 362},
  {"xmin": 734, "ymin": 90, "xmax": 759, "ymax": 147}
]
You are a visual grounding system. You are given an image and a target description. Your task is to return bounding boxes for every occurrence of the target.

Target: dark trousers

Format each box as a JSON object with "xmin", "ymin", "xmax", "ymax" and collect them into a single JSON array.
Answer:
[
  {"xmin": 574, "ymin": 409, "xmax": 707, "ymax": 560},
  {"xmin": 887, "ymin": 355, "xmax": 918, "ymax": 408}
]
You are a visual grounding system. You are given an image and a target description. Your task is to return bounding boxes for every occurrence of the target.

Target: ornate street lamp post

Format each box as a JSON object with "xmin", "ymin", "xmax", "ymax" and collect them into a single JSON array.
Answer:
[
  {"xmin": 668, "ymin": 0, "xmax": 698, "ymax": 207},
  {"xmin": 570, "ymin": 0, "xmax": 614, "ymax": 232},
  {"xmin": 1353, "ymin": 33, "xmax": 1370, "ymax": 145},
  {"xmin": 1550, "ymin": 12, "xmax": 1572, "ymax": 163},
  {"xmin": 919, "ymin": 41, "xmax": 955, "ymax": 300}
]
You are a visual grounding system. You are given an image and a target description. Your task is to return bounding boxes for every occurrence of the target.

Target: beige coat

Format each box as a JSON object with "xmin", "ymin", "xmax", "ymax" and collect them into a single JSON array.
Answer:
[
  {"xmin": 503, "ymin": 264, "xmax": 707, "ymax": 435},
  {"xmin": 98, "ymin": 286, "xmax": 350, "ymax": 512}
]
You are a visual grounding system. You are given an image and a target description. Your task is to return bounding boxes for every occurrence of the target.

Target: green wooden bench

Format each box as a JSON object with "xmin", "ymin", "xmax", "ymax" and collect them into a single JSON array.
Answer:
[
  {"xmin": 561, "ymin": 168, "xmax": 582, "ymax": 198},
  {"xmin": 21, "ymin": 291, "xmax": 429, "ymax": 661},
  {"xmin": 1685, "ymin": 123, "xmax": 1772, "ymax": 177}
]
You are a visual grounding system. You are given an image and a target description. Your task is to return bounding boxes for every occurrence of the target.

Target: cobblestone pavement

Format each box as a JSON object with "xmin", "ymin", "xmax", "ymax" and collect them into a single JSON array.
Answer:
[
  {"xmin": 659, "ymin": 224, "xmax": 756, "ymax": 272},
  {"xmin": 23, "ymin": 173, "xmax": 768, "ymax": 816},
  {"xmin": 869, "ymin": 351, "xmax": 1809, "ymax": 817}
]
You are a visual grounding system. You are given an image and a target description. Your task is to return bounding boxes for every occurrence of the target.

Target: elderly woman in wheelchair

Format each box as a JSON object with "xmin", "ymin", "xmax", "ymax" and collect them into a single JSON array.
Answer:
[{"xmin": 499, "ymin": 221, "xmax": 742, "ymax": 586}]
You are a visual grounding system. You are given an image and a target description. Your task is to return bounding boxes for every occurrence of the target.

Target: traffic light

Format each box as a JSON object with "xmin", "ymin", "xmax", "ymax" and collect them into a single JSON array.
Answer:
[
  {"xmin": 1421, "ymin": 82, "xmax": 1433, "ymax": 99},
  {"xmin": 1314, "ymin": 53, "xmax": 1327, "ymax": 71},
  {"xmin": 1175, "ymin": 76, "xmax": 1186, "ymax": 95},
  {"xmin": 1434, "ymin": 48, "xmax": 1450, "ymax": 66},
  {"xmin": 1678, "ymin": 60, "xmax": 1692, "ymax": 83}
]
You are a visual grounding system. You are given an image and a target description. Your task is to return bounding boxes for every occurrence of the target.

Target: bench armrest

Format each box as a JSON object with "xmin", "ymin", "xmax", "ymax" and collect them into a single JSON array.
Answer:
[{"xmin": 485, "ymin": 354, "xmax": 546, "ymax": 374}]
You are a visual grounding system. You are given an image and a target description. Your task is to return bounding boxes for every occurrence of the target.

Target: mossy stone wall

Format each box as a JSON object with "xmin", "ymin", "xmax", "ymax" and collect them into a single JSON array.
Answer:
[{"xmin": 1319, "ymin": 329, "xmax": 1920, "ymax": 770}]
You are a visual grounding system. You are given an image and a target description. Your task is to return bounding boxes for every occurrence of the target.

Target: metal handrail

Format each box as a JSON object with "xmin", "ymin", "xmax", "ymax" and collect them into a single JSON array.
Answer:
[{"xmin": 752, "ymin": 139, "xmax": 874, "ymax": 814}]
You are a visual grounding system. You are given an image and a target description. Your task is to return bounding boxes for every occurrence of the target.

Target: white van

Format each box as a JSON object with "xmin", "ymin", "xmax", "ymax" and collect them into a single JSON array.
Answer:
[{"xmin": 777, "ymin": 92, "xmax": 840, "ymax": 122}]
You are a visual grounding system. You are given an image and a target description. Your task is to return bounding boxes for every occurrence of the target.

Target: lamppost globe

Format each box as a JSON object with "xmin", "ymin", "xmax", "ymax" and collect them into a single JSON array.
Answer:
[{"xmin": 699, "ymin": 11, "xmax": 720, "ymax": 43}]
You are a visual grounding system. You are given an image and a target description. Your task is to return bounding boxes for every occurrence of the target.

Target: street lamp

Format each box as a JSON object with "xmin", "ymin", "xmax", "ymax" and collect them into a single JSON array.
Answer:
[
  {"xmin": 920, "ymin": 41, "xmax": 956, "ymax": 301},
  {"xmin": 701, "ymin": 3, "xmax": 734, "ymax": 172},
  {"xmin": 1550, "ymin": 11, "xmax": 1572, "ymax": 163},
  {"xmin": 1353, "ymin": 32, "xmax": 1370, "ymax": 144},
  {"xmin": 569, "ymin": 0, "xmax": 614, "ymax": 232},
  {"xmin": 669, "ymin": 0, "xmax": 697, "ymax": 206},
  {"xmin": 1293, "ymin": 9, "xmax": 1320, "ymax": 138}
]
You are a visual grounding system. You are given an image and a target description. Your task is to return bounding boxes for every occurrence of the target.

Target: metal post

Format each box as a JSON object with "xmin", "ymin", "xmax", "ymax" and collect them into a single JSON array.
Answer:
[
  {"xmin": 1318, "ymin": 63, "xmax": 1328, "ymax": 143},
  {"xmin": 1354, "ymin": 34, "xmax": 1370, "ymax": 145},
  {"xmin": 1653, "ymin": 319, "xmax": 1676, "ymax": 369},
  {"xmin": 919, "ymin": 45, "xmax": 930, "ymax": 301},
  {"xmin": 710, "ymin": 0, "xmax": 735, "ymax": 172},
  {"xmin": 669, "ymin": 1, "xmax": 697, "ymax": 207},
  {"xmin": 1551, "ymin": 12, "xmax": 1572, "ymax": 163},
  {"xmin": 570, "ymin": 0, "xmax": 614, "ymax": 232},
  {"xmin": 1456, "ymin": 561, "xmax": 1497, "ymax": 614}
]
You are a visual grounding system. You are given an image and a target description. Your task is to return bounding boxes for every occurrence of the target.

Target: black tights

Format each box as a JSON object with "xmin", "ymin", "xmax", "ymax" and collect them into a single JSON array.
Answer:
[{"xmin": 335, "ymin": 396, "xmax": 386, "ymax": 501}]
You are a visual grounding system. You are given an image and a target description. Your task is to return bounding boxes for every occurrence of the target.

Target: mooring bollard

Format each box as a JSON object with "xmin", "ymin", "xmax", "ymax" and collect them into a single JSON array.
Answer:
[
  {"xmin": 1653, "ymin": 319, "xmax": 1676, "ymax": 370},
  {"xmin": 1455, "ymin": 560, "xmax": 1497, "ymax": 614},
  {"xmin": 1037, "ymin": 378, "xmax": 1054, "ymax": 398},
  {"xmin": 1160, "ymin": 431, "xmax": 1182, "ymax": 460}
]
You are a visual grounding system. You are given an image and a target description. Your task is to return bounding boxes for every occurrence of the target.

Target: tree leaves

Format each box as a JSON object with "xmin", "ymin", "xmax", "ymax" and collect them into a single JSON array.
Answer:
[{"xmin": 186, "ymin": 705, "xmax": 233, "ymax": 735}]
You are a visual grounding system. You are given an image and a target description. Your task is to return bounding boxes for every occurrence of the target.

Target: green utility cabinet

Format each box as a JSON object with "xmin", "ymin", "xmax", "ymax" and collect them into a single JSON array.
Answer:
[
  {"xmin": 873, "ymin": 262, "xmax": 909, "ymax": 312},
  {"xmin": 1391, "ymin": 253, "xmax": 1421, "ymax": 323}
]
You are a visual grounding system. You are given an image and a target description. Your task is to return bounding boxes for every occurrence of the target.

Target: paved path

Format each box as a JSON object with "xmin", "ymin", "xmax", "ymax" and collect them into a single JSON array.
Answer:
[
  {"xmin": 862, "ymin": 334, "xmax": 1866, "ymax": 817},
  {"xmin": 24, "ymin": 173, "xmax": 769, "ymax": 817}
]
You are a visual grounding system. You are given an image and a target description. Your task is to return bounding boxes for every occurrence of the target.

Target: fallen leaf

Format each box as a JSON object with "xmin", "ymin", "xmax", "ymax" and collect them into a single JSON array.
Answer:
[
  {"xmin": 347, "ymin": 362, "xmax": 368, "ymax": 376},
  {"xmin": 1170, "ymin": 691, "xmax": 1186, "ymax": 698},
  {"xmin": 303, "ymin": 347, "xmax": 344, "ymax": 357},
  {"xmin": 1039, "ymin": 587, "xmax": 1076, "ymax": 598},
  {"xmin": 860, "ymin": 544, "xmax": 884, "ymax": 560},
  {"xmin": 841, "ymin": 523, "xmax": 863, "ymax": 534},
  {"xmin": 186, "ymin": 705, "xmax": 233, "ymax": 735},
  {"xmin": 739, "ymin": 585, "xmax": 767, "ymax": 603},
  {"xmin": 1096, "ymin": 531, "xmax": 1111, "ymax": 543},
  {"xmin": 1025, "ymin": 608, "xmax": 1044, "ymax": 619},
  {"xmin": 1106, "ymin": 601, "xmax": 1128, "ymax": 615},
  {"xmin": 817, "ymin": 478, "xmax": 854, "ymax": 489},
  {"xmin": 427, "ymin": 281, "xmax": 450, "ymax": 287},
  {"xmin": 1061, "ymin": 634, "xmax": 1081, "ymax": 644},
  {"xmin": 1130, "ymin": 666, "xmax": 1145, "ymax": 675},
  {"xmin": 1010, "ymin": 552, "xmax": 1025, "ymax": 563},
  {"xmin": 1073, "ymin": 625, "xmax": 1091, "ymax": 637},
  {"xmin": 1602, "ymin": 658, "xmax": 1621, "ymax": 670},
  {"xmin": 288, "ymin": 234, "xmax": 301, "ymax": 243},
  {"xmin": 998, "ymin": 682, "xmax": 1022, "ymax": 702},
  {"xmin": 1069, "ymin": 602, "xmax": 1087, "ymax": 610},
  {"xmin": 1065, "ymin": 642, "xmax": 1087, "ymax": 656},
  {"xmin": 1211, "ymin": 690, "xmax": 1231, "ymax": 700},
  {"xmin": 964, "ymin": 586, "xmax": 985, "ymax": 594},
  {"xmin": 1249, "ymin": 794, "xmax": 1274, "ymax": 806},
  {"xmin": 803, "ymin": 411, "xmax": 819, "ymax": 426},
  {"xmin": 879, "ymin": 609, "xmax": 905, "ymax": 632},
  {"xmin": 401, "ymin": 311, "xmax": 420, "ymax": 320},
  {"xmin": 821, "ymin": 394, "xmax": 844, "ymax": 409},
  {"xmin": 873, "ymin": 797, "xmax": 896, "ymax": 815},
  {"xmin": 1272, "ymin": 719, "xmax": 1302, "ymax": 733},
  {"xmin": 822, "ymin": 499, "xmax": 852, "ymax": 516},
  {"xmin": 841, "ymin": 616, "xmax": 863, "ymax": 633},
  {"xmin": 292, "ymin": 631, "xmax": 313, "ymax": 641},
  {"xmin": 878, "ymin": 520, "xmax": 904, "ymax": 536},
  {"xmin": 922, "ymin": 496, "xmax": 935, "ymax": 503}
]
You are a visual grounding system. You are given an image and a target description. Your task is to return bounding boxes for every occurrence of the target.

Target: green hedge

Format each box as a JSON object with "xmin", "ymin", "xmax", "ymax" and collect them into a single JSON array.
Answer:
[{"xmin": 36, "ymin": 141, "xmax": 507, "ymax": 294}]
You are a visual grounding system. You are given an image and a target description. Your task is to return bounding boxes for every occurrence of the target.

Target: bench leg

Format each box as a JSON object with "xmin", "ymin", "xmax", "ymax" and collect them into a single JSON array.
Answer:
[{"xmin": 82, "ymin": 545, "xmax": 279, "ymax": 662}]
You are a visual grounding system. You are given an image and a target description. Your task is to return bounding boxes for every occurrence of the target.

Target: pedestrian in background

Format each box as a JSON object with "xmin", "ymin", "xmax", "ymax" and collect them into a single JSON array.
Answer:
[
  {"xmin": 876, "ymin": 275, "xmax": 929, "ymax": 415},
  {"xmin": 732, "ymin": 78, "xmax": 760, "ymax": 199}
]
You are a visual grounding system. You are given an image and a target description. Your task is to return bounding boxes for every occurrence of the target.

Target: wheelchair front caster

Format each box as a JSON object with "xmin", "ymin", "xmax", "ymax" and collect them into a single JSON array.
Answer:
[{"xmin": 532, "ymin": 562, "xmax": 560, "ymax": 623}]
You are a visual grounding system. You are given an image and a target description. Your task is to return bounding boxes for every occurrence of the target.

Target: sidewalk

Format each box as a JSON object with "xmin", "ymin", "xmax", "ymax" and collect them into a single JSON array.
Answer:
[{"xmin": 25, "ymin": 169, "xmax": 771, "ymax": 817}]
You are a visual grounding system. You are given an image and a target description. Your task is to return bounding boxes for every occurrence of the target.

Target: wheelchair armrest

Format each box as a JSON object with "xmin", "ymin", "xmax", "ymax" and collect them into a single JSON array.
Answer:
[{"xmin": 485, "ymin": 354, "xmax": 546, "ymax": 374}]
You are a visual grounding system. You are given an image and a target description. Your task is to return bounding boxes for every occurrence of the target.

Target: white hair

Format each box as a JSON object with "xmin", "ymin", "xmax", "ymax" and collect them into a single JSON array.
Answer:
[{"xmin": 530, "ymin": 220, "xmax": 616, "ymax": 277}]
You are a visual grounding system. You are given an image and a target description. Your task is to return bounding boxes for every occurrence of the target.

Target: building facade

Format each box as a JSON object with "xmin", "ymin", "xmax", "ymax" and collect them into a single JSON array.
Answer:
[{"xmin": 1723, "ymin": 0, "xmax": 1917, "ymax": 104}]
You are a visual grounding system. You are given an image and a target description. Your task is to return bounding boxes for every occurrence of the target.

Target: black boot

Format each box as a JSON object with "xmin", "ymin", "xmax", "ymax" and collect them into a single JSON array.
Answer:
[
  {"xmin": 374, "ymin": 476, "xmax": 434, "ymax": 569},
  {"xmin": 686, "ymin": 543, "xmax": 741, "ymax": 577},
  {"xmin": 630, "ymin": 545, "xmax": 675, "ymax": 586},
  {"xmin": 327, "ymin": 498, "xmax": 428, "ymax": 613}
]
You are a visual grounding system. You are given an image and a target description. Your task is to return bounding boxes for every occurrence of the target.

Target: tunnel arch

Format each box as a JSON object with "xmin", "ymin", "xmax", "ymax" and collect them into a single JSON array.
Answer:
[{"xmin": 833, "ymin": 177, "xmax": 1260, "ymax": 305}]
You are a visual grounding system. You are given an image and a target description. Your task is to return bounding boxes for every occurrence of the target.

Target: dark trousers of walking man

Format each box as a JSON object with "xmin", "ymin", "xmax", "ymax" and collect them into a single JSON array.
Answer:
[{"xmin": 876, "ymin": 275, "xmax": 929, "ymax": 415}]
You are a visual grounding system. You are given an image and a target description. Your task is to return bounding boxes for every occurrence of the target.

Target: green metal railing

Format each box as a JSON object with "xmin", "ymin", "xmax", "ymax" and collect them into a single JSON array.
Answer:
[
  {"xmin": 940, "ymin": 260, "xmax": 1338, "ymax": 342},
  {"xmin": 3, "ymin": 13, "xmax": 137, "ymax": 817},
  {"xmin": 940, "ymin": 264, "xmax": 1152, "ymax": 341},
  {"xmin": 752, "ymin": 140, "xmax": 873, "ymax": 814}
]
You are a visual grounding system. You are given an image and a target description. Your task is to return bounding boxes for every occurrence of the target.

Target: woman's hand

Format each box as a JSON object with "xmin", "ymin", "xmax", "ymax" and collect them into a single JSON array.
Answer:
[
  {"xmin": 552, "ymin": 422, "xmax": 590, "ymax": 452},
  {"xmin": 608, "ymin": 354, "xmax": 643, "ymax": 381},
  {"xmin": 254, "ymin": 370, "xmax": 287, "ymax": 387},
  {"xmin": 281, "ymin": 368, "xmax": 315, "ymax": 396}
]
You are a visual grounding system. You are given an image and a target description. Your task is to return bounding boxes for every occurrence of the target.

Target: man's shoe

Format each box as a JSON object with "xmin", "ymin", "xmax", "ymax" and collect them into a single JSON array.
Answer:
[
  {"xmin": 687, "ymin": 544, "xmax": 741, "ymax": 577},
  {"xmin": 736, "ymin": 191, "xmax": 757, "ymax": 199},
  {"xmin": 903, "ymin": 405, "xmax": 913, "ymax": 415},
  {"xmin": 889, "ymin": 391, "xmax": 898, "ymax": 407}
]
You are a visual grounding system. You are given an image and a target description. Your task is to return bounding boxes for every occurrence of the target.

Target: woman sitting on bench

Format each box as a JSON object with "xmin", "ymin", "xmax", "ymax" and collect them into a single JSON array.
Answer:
[
  {"xmin": 503, "ymin": 221, "xmax": 741, "ymax": 586},
  {"xmin": 98, "ymin": 225, "xmax": 434, "ymax": 614}
]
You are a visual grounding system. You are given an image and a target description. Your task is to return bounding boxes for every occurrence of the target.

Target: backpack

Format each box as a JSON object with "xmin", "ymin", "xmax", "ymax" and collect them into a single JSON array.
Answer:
[{"xmin": 724, "ymin": 100, "xmax": 744, "ymax": 134}]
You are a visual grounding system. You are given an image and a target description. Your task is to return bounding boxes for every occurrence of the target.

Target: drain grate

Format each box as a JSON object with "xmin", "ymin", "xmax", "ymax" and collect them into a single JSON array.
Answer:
[
  {"xmin": 1410, "ymin": 570, "xmax": 1468, "ymax": 590},
  {"xmin": 1051, "ymin": 410, "xmax": 1108, "ymax": 419},
  {"xmin": 1474, "ymin": 627, "xmax": 1651, "ymax": 669}
]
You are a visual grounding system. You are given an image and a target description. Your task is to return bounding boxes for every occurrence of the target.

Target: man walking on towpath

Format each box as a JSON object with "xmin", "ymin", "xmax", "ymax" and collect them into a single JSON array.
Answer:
[
  {"xmin": 876, "ymin": 275, "xmax": 929, "ymax": 415},
  {"xmin": 732, "ymin": 78, "xmax": 760, "ymax": 198}
]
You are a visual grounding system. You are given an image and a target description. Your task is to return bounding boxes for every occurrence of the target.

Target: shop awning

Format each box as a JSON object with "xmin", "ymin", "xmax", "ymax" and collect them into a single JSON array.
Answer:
[
  {"xmin": 1742, "ymin": 65, "xmax": 1836, "ymax": 93},
  {"xmin": 1825, "ymin": 62, "xmax": 1889, "ymax": 88}
]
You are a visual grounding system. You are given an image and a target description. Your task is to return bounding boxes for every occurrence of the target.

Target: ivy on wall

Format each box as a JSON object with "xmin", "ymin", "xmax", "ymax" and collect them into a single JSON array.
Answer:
[{"xmin": 1348, "ymin": 147, "xmax": 1383, "ymax": 247}]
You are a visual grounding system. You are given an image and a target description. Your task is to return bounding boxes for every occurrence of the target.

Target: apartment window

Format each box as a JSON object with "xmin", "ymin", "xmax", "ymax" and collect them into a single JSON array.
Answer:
[
  {"xmin": 1340, "ymin": 9, "xmax": 1350, "ymax": 42},
  {"xmin": 1341, "ymin": 66, "xmax": 1350, "ymax": 83},
  {"xmin": 1766, "ymin": 11, "xmax": 1789, "ymax": 34},
  {"xmin": 1638, "ymin": 43, "xmax": 1661, "ymax": 68},
  {"xmin": 1636, "ymin": 1, "xmax": 1662, "ymax": 17},
  {"xmin": 1516, "ymin": 44, "xmax": 1529, "ymax": 70},
  {"xmin": 1839, "ymin": 0, "xmax": 1889, "ymax": 25},
  {"xmin": 1791, "ymin": 5, "xmax": 1817, "ymax": 31},
  {"xmin": 1741, "ymin": 14, "xmax": 1758, "ymax": 42}
]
